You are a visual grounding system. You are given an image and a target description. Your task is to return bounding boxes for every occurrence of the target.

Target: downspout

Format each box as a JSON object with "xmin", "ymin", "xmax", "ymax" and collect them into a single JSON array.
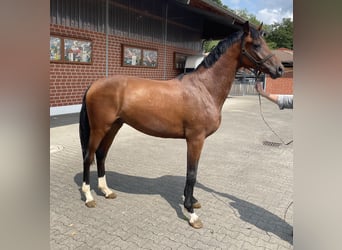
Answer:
[
  {"xmin": 105, "ymin": 0, "xmax": 109, "ymax": 77},
  {"xmin": 163, "ymin": 1, "xmax": 168, "ymax": 80}
]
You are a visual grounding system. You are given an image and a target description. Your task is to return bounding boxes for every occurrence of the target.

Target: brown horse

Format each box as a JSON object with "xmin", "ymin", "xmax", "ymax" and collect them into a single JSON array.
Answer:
[{"xmin": 79, "ymin": 21, "xmax": 284, "ymax": 229}]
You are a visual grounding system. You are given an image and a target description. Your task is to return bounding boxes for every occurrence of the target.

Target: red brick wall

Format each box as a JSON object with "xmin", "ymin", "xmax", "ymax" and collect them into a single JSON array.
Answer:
[
  {"xmin": 265, "ymin": 69, "xmax": 293, "ymax": 94},
  {"xmin": 50, "ymin": 24, "xmax": 198, "ymax": 107}
]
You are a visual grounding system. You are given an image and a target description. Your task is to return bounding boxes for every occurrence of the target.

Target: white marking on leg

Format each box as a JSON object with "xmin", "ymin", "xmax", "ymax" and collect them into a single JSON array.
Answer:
[
  {"xmin": 189, "ymin": 212, "xmax": 199, "ymax": 224},
  {"xmin": 82, "ymin": 182, "xmax": 94, "ymax": 203},
  {"xmin": 98, "ymin": 175, "xmax": 114, "ymax": 197}
]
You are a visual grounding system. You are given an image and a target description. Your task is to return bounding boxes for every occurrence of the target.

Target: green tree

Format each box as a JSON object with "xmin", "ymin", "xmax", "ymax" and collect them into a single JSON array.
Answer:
[
  {"xmin": 202, "ymin": 8, "xmax": 264, "ymax": 53},
  {"xmin": 210, "ymin": 0, "xmax": 223, "ymax": 6},
  {"xmin": 266, "ymin": 18, "xmax": 293, "ymax": 49},
  {"xmin": 208, "ymin": 0, "xmax": 229, "ymax": 9},
  {"xmin": 233, "ymin": 9, "xmax": 261, "ymax": 26},
  {"xmin": 204, "ymin": 3, "xmax": 293, "ymax": 51},
  {"xmin": 203, "ymin": 40, "xmax": 219, "ymax": 53},
  {"xmin": 265, "ymin": 41, "xmax": 277, "ymax": 50},
  {"xmin": 202, "ymin": 8, "xmax": 265, "ymax": 53}
]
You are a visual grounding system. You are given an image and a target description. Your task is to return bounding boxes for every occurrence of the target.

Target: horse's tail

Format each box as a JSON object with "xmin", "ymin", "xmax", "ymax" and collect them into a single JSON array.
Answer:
[{"xmin": 79, "ymin": 87, "xmax": 90, "ymax": 159}]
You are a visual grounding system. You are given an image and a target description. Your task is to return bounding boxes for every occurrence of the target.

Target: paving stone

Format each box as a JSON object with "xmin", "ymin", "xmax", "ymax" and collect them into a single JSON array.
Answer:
[{"xmin": 51, "ymin": 96, "xmax": 293, "ymax": 249}]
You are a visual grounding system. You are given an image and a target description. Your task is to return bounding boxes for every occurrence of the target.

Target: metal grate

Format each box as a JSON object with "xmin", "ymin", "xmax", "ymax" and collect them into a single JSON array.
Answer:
[{"xmin": 262, "ymin": 141, "xmax": 282, "ymax": 147}]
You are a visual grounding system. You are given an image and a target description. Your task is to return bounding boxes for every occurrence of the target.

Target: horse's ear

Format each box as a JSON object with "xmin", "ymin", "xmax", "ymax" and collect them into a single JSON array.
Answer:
[
  {"xmin": 243, "ymin": 21, "xmax": 250, "ymax": 34},
  {"xmin": 258, "ymin": 22, "xmax": 263, "ymax": 31}
]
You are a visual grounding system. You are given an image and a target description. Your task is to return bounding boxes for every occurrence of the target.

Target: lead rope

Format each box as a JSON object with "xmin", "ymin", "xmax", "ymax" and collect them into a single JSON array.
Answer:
[
  {"xmin": 254, "ymin": 71, "xmax": 293, "ymax": 229},
  {"xmin": 284, "ymin": 200, "xmax": 293, "ymax": 221},
  {"xmin": 254, "ymin": 70, "xmax": 293, "ymax": 146},
  {"xmin": 257, "ymin": 84, "xmax": 294, "ymax": 229},
  {"xmin": 258, "ymin": 93, "xmax": 293, "ymax": 145}
]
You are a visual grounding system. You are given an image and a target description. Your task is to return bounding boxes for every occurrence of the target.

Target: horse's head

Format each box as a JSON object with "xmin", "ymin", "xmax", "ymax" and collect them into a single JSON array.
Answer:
[{"xmin": 240, "ymin": 21, "xmax": 284, "ymax": 79}]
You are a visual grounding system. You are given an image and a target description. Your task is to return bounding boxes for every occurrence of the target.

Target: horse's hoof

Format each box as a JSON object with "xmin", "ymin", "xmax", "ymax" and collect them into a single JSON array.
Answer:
[
  {"xmin": 189, "ymin": 219, "xmax": 203, "ymax": 229},
  {"xmin": 105, "ymin": 192, "xmax": 117, "ymax": 199},
  {"xmin": 192, "ymin": 201, "xmax": 201, "ymax": 209},
  {"xmin": 85, "ymin": 200, "xmax": 96, "ymax": 208}
]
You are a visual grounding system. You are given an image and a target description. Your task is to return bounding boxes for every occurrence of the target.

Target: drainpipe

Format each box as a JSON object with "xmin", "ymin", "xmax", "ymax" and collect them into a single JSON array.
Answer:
[
  {"xmin": 105, "ymin": 0, "xmax": 109, "ymax": 77},
  {"xmin": 163, "ymin": 1, "xmax": 168, "ymax": 80}
]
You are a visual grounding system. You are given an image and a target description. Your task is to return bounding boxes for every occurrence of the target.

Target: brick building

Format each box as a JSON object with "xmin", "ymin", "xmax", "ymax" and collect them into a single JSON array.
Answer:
[
  {"xmin": 265, "ymin": 48, "xmax": 293, "ymax": 94},
  {"xmin": 50, "ymin": 0, "xmax": 248, "ymax": 115}
]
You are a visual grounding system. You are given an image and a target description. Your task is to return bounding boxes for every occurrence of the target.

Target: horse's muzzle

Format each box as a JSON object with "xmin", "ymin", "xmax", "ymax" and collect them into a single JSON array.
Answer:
[{"xmin": 270, "ymin": 64, "xmax": 284, "ymax": 79}]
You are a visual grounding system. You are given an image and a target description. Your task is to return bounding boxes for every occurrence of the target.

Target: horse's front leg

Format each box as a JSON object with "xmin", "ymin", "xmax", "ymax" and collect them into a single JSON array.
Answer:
[{"xmin": 184, "ymin": 136, "xmax": 205, "ymax": 229}]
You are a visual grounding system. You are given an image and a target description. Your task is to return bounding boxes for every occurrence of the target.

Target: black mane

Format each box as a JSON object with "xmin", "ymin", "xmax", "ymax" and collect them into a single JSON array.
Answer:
[{"xmin": 197, "ymin": 27, "xmax": 260, "ymax": 69}]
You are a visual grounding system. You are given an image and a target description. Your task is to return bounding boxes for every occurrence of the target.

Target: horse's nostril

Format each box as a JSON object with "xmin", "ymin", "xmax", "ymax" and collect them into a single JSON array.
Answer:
[{"xmin": 278, "ymin": 66, "xmax": 284, "ymax": 75}]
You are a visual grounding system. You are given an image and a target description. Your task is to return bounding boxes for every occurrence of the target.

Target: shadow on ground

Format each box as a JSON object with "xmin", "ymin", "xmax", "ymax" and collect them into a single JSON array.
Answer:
[
  {"xmin": 74, "ymin": 171, "xmax": 292, "ymax": 244},
  {"xmin": 50, "ymin": 113, "xmax": 79, "ymax": 128}
]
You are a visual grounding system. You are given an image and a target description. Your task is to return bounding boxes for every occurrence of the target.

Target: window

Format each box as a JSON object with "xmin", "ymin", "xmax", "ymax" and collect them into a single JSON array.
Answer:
[
  {"xmin": 122, "ymin": 45, "xmax": 157, "ymax": 68},
  {"xmin": 64, "ymin": 38, "xmax": 92, "ymax": 63},
  {"xmin": 50, "ymin": 35, "xmax": 92, "ymax": 64},
  {"xmin": 143, "ymin": 50, "xmax": 158, "ymax": 67},
  {"xmin": 50, "ymin": 36, "xmax": 61, "ymax": 61},
  {"xmin": 174, "ymin": 53, "xmax": 188, "ymax": 69}
]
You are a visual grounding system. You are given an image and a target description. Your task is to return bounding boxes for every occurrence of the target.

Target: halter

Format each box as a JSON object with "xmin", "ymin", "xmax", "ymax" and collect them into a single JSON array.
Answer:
[{"xmin": 239, "ymin": 33, "xmax": 274, "ymax": 77}]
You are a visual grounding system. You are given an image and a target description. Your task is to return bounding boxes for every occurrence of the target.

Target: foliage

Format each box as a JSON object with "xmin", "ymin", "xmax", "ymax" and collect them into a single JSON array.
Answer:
[
  {"xmin": 232, "ymin": 9, "xmax": 261, "ymax": 26},
  {"xmin": 203, "ymin": 40, "xmax": 219, "ymax": 53},
  {"xmin": 209, "ymin": 0, "xmax": 228, "ymax": 9},
  {"xmin": 210, "ymin": 0, "xmax": 223, "ymax": 6},
  {"xmin": 205, "ymin": 1, "xmax": 293, "ymax": 50},
  {"xmin": 266, "ymin": 41, "xmax": 277, "ymax": 50},
  {"xmin": 265, "ymin": 18, "xmax": 293, "ymax": 49}
]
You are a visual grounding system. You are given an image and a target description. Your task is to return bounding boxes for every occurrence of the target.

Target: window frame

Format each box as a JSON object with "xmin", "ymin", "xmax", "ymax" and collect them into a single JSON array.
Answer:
[
  {"xmin": 122, "ymin": 44, "xmax": 158, "ymax": 68},
  {"xmin": 50, "ymin": 34, "xmax": 93, "ymax": 64},
  {"xmin": 174, "ymin": 52, "xmax": 189, "ymax": 70}
]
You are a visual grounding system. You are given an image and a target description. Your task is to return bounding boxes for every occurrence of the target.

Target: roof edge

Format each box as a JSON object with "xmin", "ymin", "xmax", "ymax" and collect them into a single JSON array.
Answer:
[{"xmin": 197, "ymin": 0, "xmax": 247, "ymax": 24}]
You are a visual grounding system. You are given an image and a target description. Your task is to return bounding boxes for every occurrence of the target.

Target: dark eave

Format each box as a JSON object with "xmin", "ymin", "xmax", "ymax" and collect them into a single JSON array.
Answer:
[{"xmin": 174, "ymin": 0, "xmax": 250, "ymax": 40}]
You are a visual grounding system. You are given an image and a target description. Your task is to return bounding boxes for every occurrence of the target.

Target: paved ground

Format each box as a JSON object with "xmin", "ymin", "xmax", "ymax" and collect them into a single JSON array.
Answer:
[{"xmin": 50, "ymin": 95, "xmax": 293, "ymax": 249}]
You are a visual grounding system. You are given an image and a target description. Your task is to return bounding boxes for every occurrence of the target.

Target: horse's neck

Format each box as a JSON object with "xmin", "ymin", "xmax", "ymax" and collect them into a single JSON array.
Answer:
[{"xmin": 195, "ymin": 44, "xmax": 240, "ymax": 109}]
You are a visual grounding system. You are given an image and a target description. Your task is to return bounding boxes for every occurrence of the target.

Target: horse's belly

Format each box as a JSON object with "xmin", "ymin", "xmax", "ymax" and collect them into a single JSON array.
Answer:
[
  {"xmin": 120, "ymin": 101, "xmax": 185, "ymax": 138},
  {"xmin": 124, "ymin": 114, "xmax": 185, "ymax": 138}
]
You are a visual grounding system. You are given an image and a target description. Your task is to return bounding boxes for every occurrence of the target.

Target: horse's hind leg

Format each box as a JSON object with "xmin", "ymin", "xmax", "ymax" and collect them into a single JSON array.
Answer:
[
  {"xmin": 96, "ymin": 120, "xmax": 123, "ymax": 199},
  {"xmin": 82, "ymin": 130, "xmax": 107, "ymax": 208}
]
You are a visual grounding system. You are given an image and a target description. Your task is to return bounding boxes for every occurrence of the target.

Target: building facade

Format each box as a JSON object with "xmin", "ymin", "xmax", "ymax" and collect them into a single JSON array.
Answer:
[{"xmin": 49, "ymin": 0, "xmax": 251, "ymax": 115}]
